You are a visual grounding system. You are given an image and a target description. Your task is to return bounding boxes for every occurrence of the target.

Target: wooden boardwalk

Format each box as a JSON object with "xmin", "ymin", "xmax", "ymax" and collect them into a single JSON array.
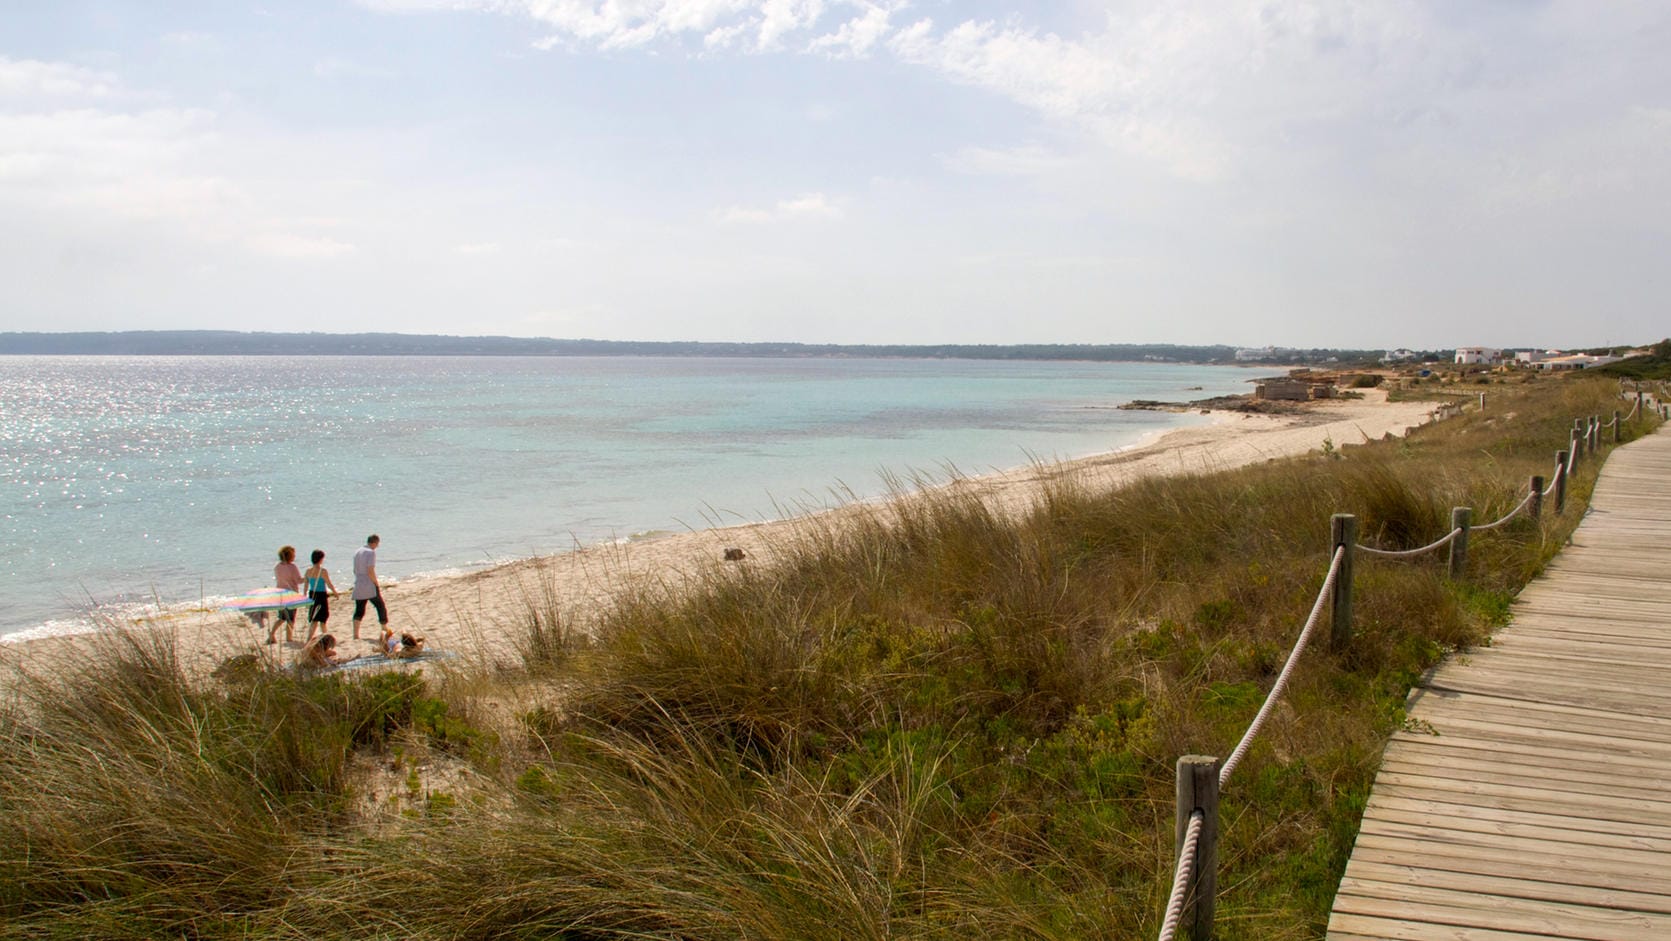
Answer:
[{"xmin": 1329, "ymin": 425, "xmax": 1671, "ymax": 940}]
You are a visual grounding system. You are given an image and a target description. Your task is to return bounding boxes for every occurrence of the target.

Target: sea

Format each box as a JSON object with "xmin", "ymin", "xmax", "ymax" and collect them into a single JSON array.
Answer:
[{"xmin": 0, "ymin": 355, "xmax": 1261, "ymax": 641}]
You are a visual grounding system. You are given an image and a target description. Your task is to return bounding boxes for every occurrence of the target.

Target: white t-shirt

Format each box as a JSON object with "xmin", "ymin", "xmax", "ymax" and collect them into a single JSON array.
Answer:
[{"xmin": 352, "ymin": 545, "xmax": 378, "ymax": 600}]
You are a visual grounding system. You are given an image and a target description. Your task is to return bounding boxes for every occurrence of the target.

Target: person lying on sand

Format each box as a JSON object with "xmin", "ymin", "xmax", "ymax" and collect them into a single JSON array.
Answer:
[{"xmin": 391, "ymin": 632, "xmax": 425, "ymax": 659}]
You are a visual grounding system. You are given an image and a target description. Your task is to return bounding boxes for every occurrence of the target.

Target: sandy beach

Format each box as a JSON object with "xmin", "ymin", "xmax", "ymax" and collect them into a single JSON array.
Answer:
[{"xmin": 0, "ymin": 389, "xmax": 1438, "ymax": 685}]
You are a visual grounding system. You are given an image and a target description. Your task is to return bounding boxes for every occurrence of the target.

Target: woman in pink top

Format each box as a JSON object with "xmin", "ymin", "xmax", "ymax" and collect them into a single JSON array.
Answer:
[{"xmin": 269, "ymin": 545, "xmax": 305, "ymax": 645}]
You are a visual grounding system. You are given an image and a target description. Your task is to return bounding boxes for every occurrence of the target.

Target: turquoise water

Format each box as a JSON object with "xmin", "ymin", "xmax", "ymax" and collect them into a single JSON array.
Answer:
[{"xmin": 0, "ymin": 356, "xmax": 1257, "ymax": 639}]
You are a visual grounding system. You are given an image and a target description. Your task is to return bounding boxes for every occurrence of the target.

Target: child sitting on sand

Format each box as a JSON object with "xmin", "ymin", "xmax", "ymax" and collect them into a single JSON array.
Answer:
[
  {"xmin": 297, "ymin": 633, "xmax": 346, "ymax": 670},
  {"xmin": 392, "ymin": 632, "xmax": 425, "ymax": 659}
]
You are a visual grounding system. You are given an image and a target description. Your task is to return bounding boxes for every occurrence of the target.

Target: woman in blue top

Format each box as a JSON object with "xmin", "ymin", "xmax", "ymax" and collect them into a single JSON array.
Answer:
[{"xmin": 303, "ymin": 549, "xmax": 339, "ymax": 643}]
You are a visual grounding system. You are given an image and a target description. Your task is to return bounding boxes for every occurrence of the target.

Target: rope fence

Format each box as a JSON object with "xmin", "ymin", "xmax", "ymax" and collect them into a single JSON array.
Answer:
[
  {"xmin": 1151, "ymin": 386, "xmax": 1661, "ymax": 940},
  {"xmin": 1355, "ymin": 528, "xmax": 1459, "ymax": 559}
]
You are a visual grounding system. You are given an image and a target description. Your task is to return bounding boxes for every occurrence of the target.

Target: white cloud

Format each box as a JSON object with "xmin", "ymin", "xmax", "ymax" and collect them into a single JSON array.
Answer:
[
  {"xmin": 718, "ymin": 205, "xmax": 775, "ymax": 224},
  {"xmin": 349, "ymin": 0, "xmax": 1671, "ymax": 199},
  {"xmin": 887, "ymin": 13, "xmax": 1236, "ymax": 180},
  {"xmin": 361, "ymin": 0, "xmax": 899, "ymax": 54},
  {"xmin": 944, "ymin": 144, "xmax": 1069, "ymax": 177},
  {"xmin": 161, "ymin": 31, "xmax": 220, "ymax": 49},
  {"xmin": 0, "ymin": 107, "xmax": 233, "ymax": 220},
  {"xmin": 314, "ymin": 57, "xmax": 397, "ymax": 79},
  {"xmin": 455, "ymin": 241, "xmax": 501, "ymax": 254},
  {"xmin": 0, "ymin": 152, "xmax": 49, "ymax": 181},
  {"xmin": 717, "ymin": 191, "xmax": 842, "ymax": 223},
  {"xmin": 777, "ymin": 192, "xmax": 840, "ymax": 217},
  {"xmin": 806, "ymin": 4, "xmax": 895, "ymax": 57},
  {"xmin": 0, "ymin": 63, "xmax": 381, "ymax": 261},
  {"xmin": 249, "ymin": 233, "xmax": 359, "ymax": 258},
  {"xmin": 0, "ymin": 57, "xmax": 119, "ymax": 99}
]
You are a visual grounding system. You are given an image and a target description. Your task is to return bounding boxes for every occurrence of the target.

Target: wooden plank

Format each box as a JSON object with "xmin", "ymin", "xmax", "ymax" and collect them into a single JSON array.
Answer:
[
  {"xmin": 1385, "ymin": 731, "xmax": 1671, "ymax": 778},
  {"xmin": 1333, "ymin": 882, "xmax": 1671, "ymax": 939},
  {"xmin": 1402, "ymin": 712, "xmax": 1671, "ymax": 760},
  {"xmin": 1364, "ymin": 798, "xmax": 1671, "ymax": 849},
  {"xmin": 1420, "ymin": 673, "xmax": 1671, "ymax": 712},
  {"xmin": 1426, "ymin": 657, "xmax": 1671, "ymax": 692},
  {"xmin": 1511, "ymin": 596, "xmax": 1671, "ymax": 618},
  {"xmin": 1417, "ymin": 680, "xmax": 1671, "ymax": 717},
  {"xmin": 1345, "ymin": 856, "xmax": 1671, "ymax": 913},
  {"xmin": 1485, "ymin": 633, "xmax": 1671, "ymax": 660},
  {"xmin": 1328, "ymin": 912, "xmax": 1581, "ymax": 940},
  {"xmin": 1356, "ymin": 812, "xmax": 1671, "ymax": 859},
  {"xmin": 1366, "ymin": 782, "xmax": 1671, "ymax": 839},
  {"xmin": 1393, "ymin": 698, "xmax": 1671, "ymax": 740},
  {"xmin": 1362, "ymin": 792, "xmax": 1671, "ymax": 844},
  {"xmin": 1346, "ymin": 838, "xmax": 1671, "ymax": 896},
  {"xmin": 1379, "ymin": 747, "xmax": 1671, "ymax": 798},
  {"xmin": 1368, "ymin": 769, "xmax": 1671, "ymax": 824}
]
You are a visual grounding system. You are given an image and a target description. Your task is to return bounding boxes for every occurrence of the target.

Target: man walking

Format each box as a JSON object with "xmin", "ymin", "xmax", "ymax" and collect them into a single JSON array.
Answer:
[{"xmin": 351, "ymin": 534, "xmax": 388, "ymax": 641}]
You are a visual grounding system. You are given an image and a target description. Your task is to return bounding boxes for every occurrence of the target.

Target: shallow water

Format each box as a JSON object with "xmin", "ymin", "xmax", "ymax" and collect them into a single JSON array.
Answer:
[{"xmin": 0, "ymin": 355, "xmax": 1258, "ymax": 638}]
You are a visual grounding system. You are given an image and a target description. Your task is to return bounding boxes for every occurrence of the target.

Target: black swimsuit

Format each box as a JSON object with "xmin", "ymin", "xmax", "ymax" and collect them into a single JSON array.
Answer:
[{"xmin": 307, "ymin": 574, "xmax": 329, "ymax": 623}]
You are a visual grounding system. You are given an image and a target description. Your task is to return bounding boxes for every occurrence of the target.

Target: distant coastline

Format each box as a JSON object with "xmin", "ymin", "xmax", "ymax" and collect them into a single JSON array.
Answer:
[{"xmin": 0, "ymin": 330, "xmax": 1401, "ymax": 365}]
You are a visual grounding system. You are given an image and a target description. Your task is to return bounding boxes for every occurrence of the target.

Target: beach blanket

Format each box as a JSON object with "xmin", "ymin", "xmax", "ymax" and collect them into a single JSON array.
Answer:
[{"xmin": 326, "ymin": 650, "xmax": 460, "ymax": 672}]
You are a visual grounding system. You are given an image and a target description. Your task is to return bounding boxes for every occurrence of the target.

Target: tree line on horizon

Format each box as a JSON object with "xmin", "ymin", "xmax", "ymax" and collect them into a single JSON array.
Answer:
[{"xmin": 0, "ymin": 330, "xmax": 1405, "ymax": 364}]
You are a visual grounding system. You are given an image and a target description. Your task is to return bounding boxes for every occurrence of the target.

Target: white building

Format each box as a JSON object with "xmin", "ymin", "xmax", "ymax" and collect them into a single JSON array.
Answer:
[
  {"xmin": 1454, "ymin": 347, "xmax": 1501, "ymax": 365},
  {"xmin": 1514, "ymin": 349, "xmax": 1560, "ymax": 364},
  {"xmin": 1383, "ymin": 349, "xmax": 1420, "ymax": 363},
  {"xmin": 1538, "ymin": 354, "xmax": 1622, "ymax": 371},
  {"xmin": 1235, "ymin": 346, "xmax": 1276, "ymax": 362}
]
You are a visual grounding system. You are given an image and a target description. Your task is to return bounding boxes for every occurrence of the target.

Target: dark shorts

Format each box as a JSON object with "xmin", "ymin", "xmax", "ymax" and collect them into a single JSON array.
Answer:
[
  {"xmin": 277, "ymin": 607, "xmax": 297, "ymax": 624},
  {"xmin": 353, "ymin": 591, "xmax": 388, "ymax": 624},
  {"xmin": 309, "ymin": 592, "xmax": 330, "ymax": 624}
]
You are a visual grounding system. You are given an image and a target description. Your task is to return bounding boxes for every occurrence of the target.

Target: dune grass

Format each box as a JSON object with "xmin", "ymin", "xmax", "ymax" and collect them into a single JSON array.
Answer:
[{"xmin": 0, "ymin": 375, "xmax": 1654, "ymax": 940}]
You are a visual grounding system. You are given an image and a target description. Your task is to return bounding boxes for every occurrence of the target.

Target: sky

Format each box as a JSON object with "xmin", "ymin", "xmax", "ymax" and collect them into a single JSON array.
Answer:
[{"xmin": 1, "ymin": 1, "xmax": 1667, "ymax": 350}]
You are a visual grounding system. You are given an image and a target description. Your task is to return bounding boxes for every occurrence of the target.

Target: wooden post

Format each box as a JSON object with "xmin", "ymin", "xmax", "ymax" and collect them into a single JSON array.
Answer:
[
  {"xmin": 1449, "ymin": 507, "xmax": 1471, "ymax": 579},
  {"xmin": 1638, "ymin": 390, "xmax": 1646, "ymax": 420},
  {"xmin": 1529, "ymin": 476, "xmax": 1543, "ymax": 520},
  {"xmin": 1175, "ymin": 755, "xmax": 1220, "ymax": 941},
  {"xmin": 1554, "ymin": 452, "xmax": 1569, "ymax": 513},
  {"xmin": 1590, "ymin": 416, "xmax": 1601, "ymax": 452},
  {"xmin": 1572, "ymin": 421, "xmax": 1585, "ymax": 459},
  {"xmin": 1331, "ymin": 514, "xmax": 1357, "ymax": 649},
  {"xmin": 1614, "ymin": 410, "xmax": 1622, "ymax": 443}
]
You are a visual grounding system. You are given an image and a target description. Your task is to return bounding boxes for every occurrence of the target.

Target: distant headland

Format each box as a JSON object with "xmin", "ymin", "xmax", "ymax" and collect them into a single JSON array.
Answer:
[{"xmin": 0, "ymin": 331, "xmax": 1404, "ymax": 365}]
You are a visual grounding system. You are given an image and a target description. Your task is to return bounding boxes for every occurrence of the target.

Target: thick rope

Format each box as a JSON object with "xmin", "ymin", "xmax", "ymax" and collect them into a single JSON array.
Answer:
[
  {"xmin": 1218, "ymin": 546, "xmax": 1344, "ymax": 788},
  {"xmin": 1541, "ymin": 461, "xmax": 1564, "ymax": 497},
  {"xmin": 1473, "ymin": 488, "xmax": 1537, "ymax": 532},
  {"xmin": 1157, "ymin": 810, "xmax": 1205, "ymax": 941},
  {"xmin": 1356, "ymin": 527, "xmax": 1461, "ymax": 559}
]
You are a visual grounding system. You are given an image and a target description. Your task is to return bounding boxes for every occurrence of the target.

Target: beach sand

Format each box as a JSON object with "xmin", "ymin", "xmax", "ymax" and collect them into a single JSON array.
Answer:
[{"xmin": 0, "ymin": 389, "xmax": 1439, "ymax": 685}]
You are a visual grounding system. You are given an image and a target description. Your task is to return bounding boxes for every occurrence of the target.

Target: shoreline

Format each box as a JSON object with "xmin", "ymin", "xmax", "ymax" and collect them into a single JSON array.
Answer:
[{"xmin": 0, "ymin": 389, "xmax": 1438, "ymax": 684}]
